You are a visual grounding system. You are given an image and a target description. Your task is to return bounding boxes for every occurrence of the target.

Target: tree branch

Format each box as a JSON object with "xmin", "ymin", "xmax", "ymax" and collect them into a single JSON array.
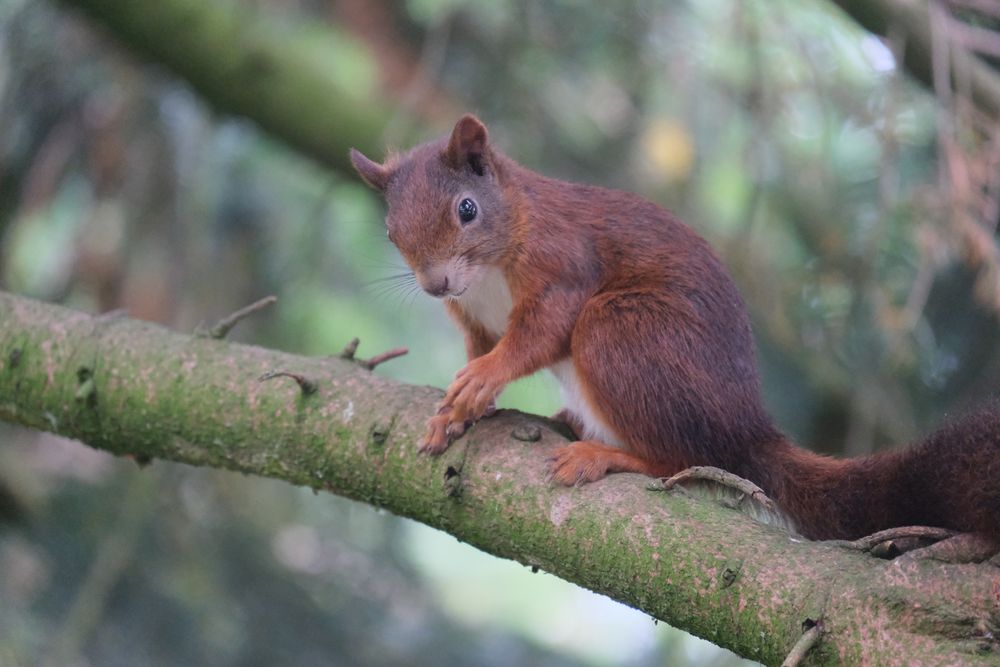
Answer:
[
  {"xmin": 1, "ymin": 291, "xmax": 997, "ymax": 666},
  {"xmin": 53, "ymin": 0, "xmax": 394, "ymax": 173},
  {"xmin": 831, "ymin": 0, "xmax": 1000, "ymax": 118}
]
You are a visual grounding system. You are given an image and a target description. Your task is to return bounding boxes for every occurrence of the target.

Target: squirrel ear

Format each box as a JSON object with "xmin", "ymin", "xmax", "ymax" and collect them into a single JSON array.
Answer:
[
  {"xmin": 445, "ymin": 114, "xmax": 489, "ymax": 175},
  {"xmin": 350, "ymin": 148, "xmax": 389, "ymax": 191}
]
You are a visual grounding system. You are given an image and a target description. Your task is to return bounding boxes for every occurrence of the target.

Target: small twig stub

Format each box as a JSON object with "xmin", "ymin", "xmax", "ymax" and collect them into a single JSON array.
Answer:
[
  {"xmin": 258, "ymin": 370, "xmax": 317, "ymax": 395},
  {"xmin": 340, "ymin": 337, "xmax": 360, "ymax": 360},
  {"xmin": 842, "ymin": 526, "xmax": 957, "ymax": 557},
  {"xmin": 659, "ymin": 466, "xmax": 777, "ymax": 513},
  {"xmin": 75, "ymin": 366, "xmax": 96, "ymax": 404},
  {"xmin": 360, "ymin": 347, "xmax": 408, "ymax": 370},
  {"xmin": 338, "ymin": 337, "xmax": 408, "ymax": 370},
  {"xmin": 781, "ymin": 621, "xmax": 822, "ymax": 667},
  {"xmin": 199, "ymin": 295, "xmax": 277, "ymax": 339}
]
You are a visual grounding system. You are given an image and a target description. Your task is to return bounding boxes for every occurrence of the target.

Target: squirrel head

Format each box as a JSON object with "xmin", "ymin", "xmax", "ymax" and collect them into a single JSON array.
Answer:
[{"xmin": 350, "ymin": 115, "xmax": 515, "ymax": 299}]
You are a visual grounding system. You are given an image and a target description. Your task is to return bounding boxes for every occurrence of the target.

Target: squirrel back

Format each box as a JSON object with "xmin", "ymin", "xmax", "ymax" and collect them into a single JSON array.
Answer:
[{"xmin": 352, "ymin": 115, "xmax": 1000, "ymax": 543}]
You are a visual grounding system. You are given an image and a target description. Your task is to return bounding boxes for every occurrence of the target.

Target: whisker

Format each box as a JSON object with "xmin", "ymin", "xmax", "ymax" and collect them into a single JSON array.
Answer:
[
  {"xmin": 368, "ymin": 281, "xmax": 416, "ymax": 302},
  {"xmin": 363, "ymin": 267, "xmax": 421, "ymax": 308},
  {"xmin": 405, "ymin": 291, "xmax": 422, "ymax": 310},
  {"xmin": 364, "ymin": 272, "xmax": 416, "ymax": 287}
]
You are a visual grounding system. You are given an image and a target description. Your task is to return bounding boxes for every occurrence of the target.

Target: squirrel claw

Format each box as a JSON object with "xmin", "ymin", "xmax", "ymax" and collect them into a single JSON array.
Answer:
[
  {"xmin": 441, "ymin": 400, "xmax": 496, "ymax": 440},
  {"xmin": 420, "ymin": 413, "xmax": 452, "ymax": 455},
  {"xmin": 421, "ymin": 399, "xmax": 496, "ymax": 454}
]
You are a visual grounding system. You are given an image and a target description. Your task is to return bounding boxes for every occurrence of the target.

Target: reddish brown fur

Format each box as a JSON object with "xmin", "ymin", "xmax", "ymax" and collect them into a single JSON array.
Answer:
[{"xmin": 351, "ymin": 115, "xmax": 1000, "ymax": 542}]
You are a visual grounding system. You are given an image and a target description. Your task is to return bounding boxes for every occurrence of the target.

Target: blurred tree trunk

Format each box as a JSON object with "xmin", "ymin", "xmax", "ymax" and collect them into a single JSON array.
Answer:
[
  {"xmin": 2, "ymin": 291, "xmax": 998, "ymax": 667},
  {"xmin": 54, "ymin": 0, "xmax": 393, "ymax": 173},
  {"xmin": 330, "ymin": 0, "xmax": 458, "ymax": 123}
]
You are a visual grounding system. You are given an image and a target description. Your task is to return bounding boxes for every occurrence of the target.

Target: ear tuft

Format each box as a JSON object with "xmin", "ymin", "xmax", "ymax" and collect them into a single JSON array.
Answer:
[
  {"xmin": 444, "ymin": 114, "xmax": 489, "ymax": 175},
  {"xmin": 350, "ymin": 148, "xmax": 389, "ymax": 191}
]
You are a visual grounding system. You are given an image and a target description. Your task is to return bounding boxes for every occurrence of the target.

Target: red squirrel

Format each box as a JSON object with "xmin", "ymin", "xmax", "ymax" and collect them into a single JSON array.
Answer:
[{"xmin": 350, "ymin": 114, "xmax": 1000, "ymax": 543}]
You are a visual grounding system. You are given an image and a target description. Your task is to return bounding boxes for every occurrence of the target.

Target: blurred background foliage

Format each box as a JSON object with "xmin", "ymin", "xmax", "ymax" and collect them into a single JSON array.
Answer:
[{"xmin": 1, "ymin": 0, "xmax": 999, "ymax": 665}]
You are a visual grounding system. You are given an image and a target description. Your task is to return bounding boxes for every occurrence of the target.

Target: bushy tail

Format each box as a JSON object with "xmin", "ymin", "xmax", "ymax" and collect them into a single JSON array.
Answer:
[
  {"xmin": 757, "ymin": 406, "xmax": 1000, "ymax": 541},
  {"xmin": 891, "ymin": 406, "xmax": 1000, "ymax": 542}
]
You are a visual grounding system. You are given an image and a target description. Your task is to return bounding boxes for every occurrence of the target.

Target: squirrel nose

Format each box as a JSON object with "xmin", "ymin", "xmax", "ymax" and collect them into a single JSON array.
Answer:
[{"xmin": 426, "ymin": 275, "xmax": 450, "ymax": 297}]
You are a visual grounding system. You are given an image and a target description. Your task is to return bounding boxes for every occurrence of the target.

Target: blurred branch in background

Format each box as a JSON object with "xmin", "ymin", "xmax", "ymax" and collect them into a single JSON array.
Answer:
[
  {"xmin": 927, "ymin": 1, "xmax": 1000, "ymax": 312},
  {"xmin": 40, "ymin": 472, "xmax": 154, "ymax": 667},
  {"xmin": 331, "ymin": 0, "xmax": 463, "ymax": 144},
  {"xmin": 832, "ymin": 0, "xmax": 1000, "ymax": 117},
  {"xmin": 819, "ymin": 0, "xmax": 1000, "ymax": 453},
  {"xmin": 55, "ymin": 0, "xmax": 394, "ymax": 174},
  {"xmin": 833, "ymin": 0, "xmax": 1000, "ymax": 322}
]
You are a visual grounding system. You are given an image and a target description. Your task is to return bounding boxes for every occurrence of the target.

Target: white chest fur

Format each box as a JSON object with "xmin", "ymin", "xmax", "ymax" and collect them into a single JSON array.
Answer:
[
  {"xmin": 454, "ymin": 265, "xmax": 513, "ymax": 338},
  {"xmin": 549, "ymin": 360, "xmax": 624, "ymax": 447}
]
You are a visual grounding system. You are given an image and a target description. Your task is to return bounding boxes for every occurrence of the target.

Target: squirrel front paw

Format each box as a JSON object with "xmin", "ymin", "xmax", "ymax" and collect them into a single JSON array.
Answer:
[
  {"xmin": 419, "ymin": 356, "xmax": 505, "ymax": 455},
  {"xmin": 443, "ymin": 357, "xmax": 507, "ymax": 424},
  {"xmin": 547, "ymin": 442, "xmax": 612, "ymax": 485}
]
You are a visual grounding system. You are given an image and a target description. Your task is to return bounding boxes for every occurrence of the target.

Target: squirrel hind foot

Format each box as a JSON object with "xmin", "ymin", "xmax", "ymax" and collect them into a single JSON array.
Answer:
[{"xmin": 546, "ymin": 440, "xmax": 672, "ymax": 486}]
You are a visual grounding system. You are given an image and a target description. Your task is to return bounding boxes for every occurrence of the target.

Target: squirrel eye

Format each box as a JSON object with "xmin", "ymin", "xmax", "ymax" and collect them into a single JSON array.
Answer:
[{"xmin": 457, "ymin": 198, "xmax": 478, "ymax": 224}]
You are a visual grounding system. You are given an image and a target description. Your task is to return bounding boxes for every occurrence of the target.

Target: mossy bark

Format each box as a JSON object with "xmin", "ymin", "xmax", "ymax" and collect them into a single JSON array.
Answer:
[{"xmin": 1, "ymin": 291, "xmax": 997, "ymax": 666}]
